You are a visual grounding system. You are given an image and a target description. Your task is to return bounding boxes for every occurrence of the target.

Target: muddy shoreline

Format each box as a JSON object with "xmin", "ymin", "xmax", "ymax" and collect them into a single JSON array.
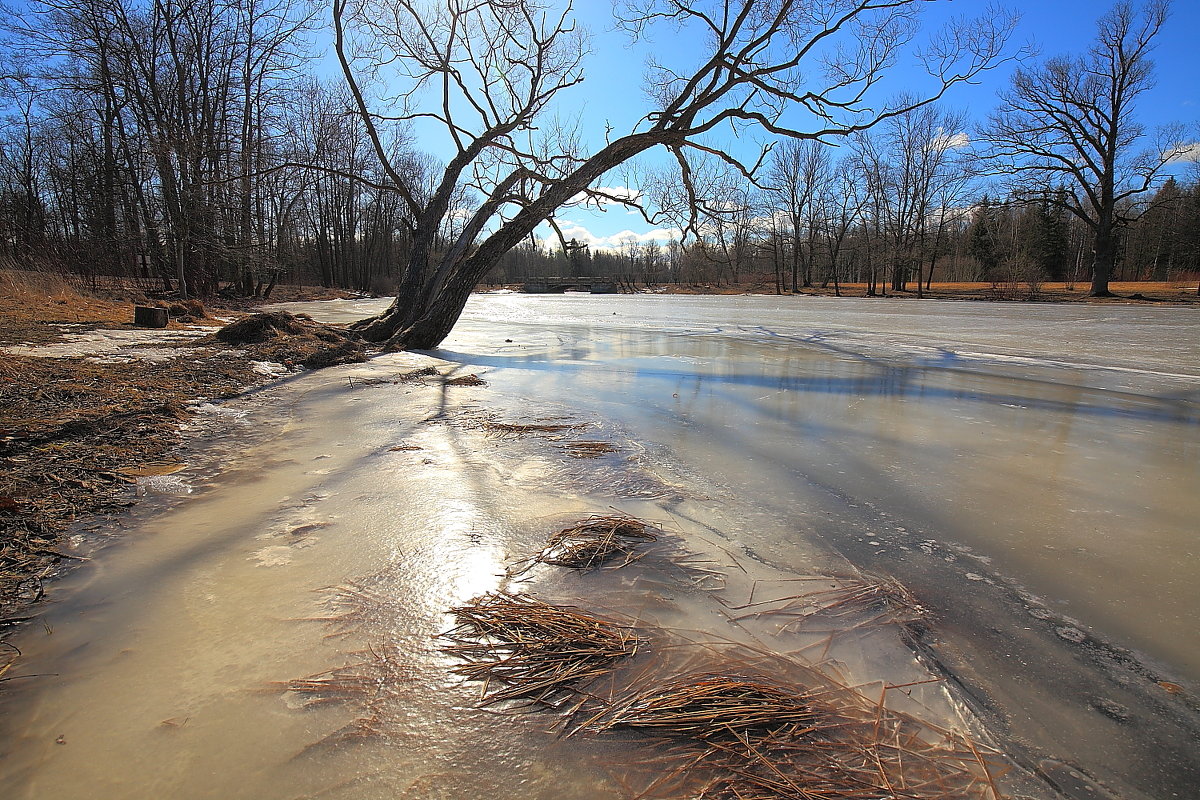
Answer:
[{"xmin": 0, "ymin": 282, "xmax": 365, "ymax": 646}]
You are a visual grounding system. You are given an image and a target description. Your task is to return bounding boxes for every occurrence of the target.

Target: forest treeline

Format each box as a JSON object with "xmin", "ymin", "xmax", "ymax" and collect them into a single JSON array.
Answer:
[{"xmin": 0, "ymin": 0, "xmax": 1196, "ymax": 299}]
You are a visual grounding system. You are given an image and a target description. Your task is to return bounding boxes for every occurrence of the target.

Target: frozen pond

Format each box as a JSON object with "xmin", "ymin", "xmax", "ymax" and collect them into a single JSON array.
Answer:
[{"xmin": 1, "ymin": 293, "xmax": 1197, "ymax": 800}]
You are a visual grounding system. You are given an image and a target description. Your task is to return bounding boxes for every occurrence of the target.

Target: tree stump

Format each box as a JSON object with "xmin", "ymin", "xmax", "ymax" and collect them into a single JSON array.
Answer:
[{"xmin": 134, "ymin": 306, "xmax": 169, "ymax": 328}]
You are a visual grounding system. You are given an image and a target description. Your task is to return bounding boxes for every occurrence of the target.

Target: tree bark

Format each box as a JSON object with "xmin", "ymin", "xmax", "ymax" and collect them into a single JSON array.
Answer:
[{"xmin": 1090, "ymin": 217, "xmax": 1116, "ymax": 297}]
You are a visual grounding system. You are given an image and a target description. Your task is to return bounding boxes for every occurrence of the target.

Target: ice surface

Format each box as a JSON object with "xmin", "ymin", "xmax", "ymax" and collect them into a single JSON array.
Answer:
[{"xmin": 4, "ymin": 295, "xmax": 1197, "ymax": 800}]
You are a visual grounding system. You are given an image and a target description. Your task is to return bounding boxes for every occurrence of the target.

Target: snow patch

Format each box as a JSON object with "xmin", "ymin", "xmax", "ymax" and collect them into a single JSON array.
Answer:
[
  {"xmin": 250, "ymin": 360, "xmax": 289, "ymax": 376},
  {"xmin": 137, "ymin": 474, "xmax": 193, "ymax": 496},
  {"xmin": 3, "ymin": 327, "xmax": 207, "ymax": 363}
]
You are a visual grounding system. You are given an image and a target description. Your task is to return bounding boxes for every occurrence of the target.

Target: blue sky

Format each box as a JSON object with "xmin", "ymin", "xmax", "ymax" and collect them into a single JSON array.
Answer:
[{"xmin": 502, "ymin": 0, "xmax": 1200, "ymax": 252}]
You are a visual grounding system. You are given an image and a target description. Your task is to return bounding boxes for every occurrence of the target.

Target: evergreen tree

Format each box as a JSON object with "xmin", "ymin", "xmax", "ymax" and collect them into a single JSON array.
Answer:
[
  {"xmin": 1029, "ymin": 195, "xmax": 1069, "ymax": 280},
  {"xmin": 968, "ymin": 196, "xmax": 1001, "ymax": 280}
]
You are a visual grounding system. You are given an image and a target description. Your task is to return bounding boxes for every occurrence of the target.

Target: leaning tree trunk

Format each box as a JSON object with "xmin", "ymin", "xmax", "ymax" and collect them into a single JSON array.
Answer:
[
  {"xmin": 350, "ymin": 293, "xmax": 418, "ymax": 341},
  {"xmin": 352, "ymin": 132, "xmax": 667, "ymax": 349},
  {"xmin": 385, "ymin": 281, "xmax": 476, "ymax": 350}
]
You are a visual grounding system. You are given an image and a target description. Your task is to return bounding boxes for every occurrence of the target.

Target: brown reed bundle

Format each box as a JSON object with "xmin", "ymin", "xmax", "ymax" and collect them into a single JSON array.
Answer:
[
  {"xmin": 445, "ymin": 373, "xmax": 486, "ymax": 386},
  {"xmin": 484, "ymin": 420, "xmax": 584, "ymax": 436},
  {"xmin": 686, "ymin": 723, "xmax": 1003, "ymax": 800},
  {"xmin": 604, "ymin": 674, "xmax": 817, "ymax": 740},
  {"xmin": 559, "ymin": 440, "xmax": 619, "ymax": 458},
  {"xmin": 593, "ymin": 665, "xmax": 1004, "ymax": 800},
  {"xmin": 441, "ymin": 592, "xmax": 643, "ymax": 707},
  {"xmin": 732, "ymin": 574, "xmax": 928, "ymax": 635},
  {"xmin": 803, "ymin": 575, "xmax": 926, "ymax": 621},
  {"xmin": 536, "ymin": 514, "xmax": 658, "ymax": 570}
]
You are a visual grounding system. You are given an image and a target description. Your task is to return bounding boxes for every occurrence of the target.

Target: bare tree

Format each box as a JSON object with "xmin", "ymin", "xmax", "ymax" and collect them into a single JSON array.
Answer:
[
  {"xmin": 853, "ymin": 104, "xmax": 972, "ymax": 295},
  {"xmin": 978, "ymin": 0, "xmax": 1190, "ymax": 296},
  {"xmin": 698, "ymin": 176, "xmax": 758, "ymax": 286},
  {"xmin": 337, "ymin": 0, "xmax": 1016, "ymax": 349},
  {"xmin": 817, "ymin": 155, "xmax": 867, "ymax": 295},
  {"xmin": 768, "ymin": 139, "xmax": 829, "ymax": 291}
]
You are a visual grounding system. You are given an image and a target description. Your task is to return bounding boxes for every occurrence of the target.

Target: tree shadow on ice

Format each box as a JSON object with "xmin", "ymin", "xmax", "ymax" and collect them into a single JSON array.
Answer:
[{"xmin": 430, "ymin": 348, "xmax": 1199, "ymax": 427}]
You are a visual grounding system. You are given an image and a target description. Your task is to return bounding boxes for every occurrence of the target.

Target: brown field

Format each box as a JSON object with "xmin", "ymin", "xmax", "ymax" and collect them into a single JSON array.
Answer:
[
  {"xmin": 0, "ymin": 270, "xmax": 362, "ymax": 346},
  {"xmin": 654, "ymin": 278, "xmax": 1200, "ymax": 304}
]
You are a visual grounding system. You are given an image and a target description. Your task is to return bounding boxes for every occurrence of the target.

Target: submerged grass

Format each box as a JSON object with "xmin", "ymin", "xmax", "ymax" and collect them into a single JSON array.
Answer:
[
  {"xmin": 728, "ymin": 573, "xmax": 929, "ymax": 637},
  {"xmin": 532, "ymin": 514, "xmax": 659, "ymax": 571},
  {"xmin": 273, "ymin": 470, "xmax": 1001, "ymax": 800},
  {"xmin": 440, "ymin": 591, "xmax": 643, "ymax": 708},
  {"xmin": 273, "ymin": 643, "xmax": 413, "ymax": 755},
  {"xmin": 559, "ymin": 440, "xmax": 620, "ymax": 458},
  {"xmin": 581, "ymin": 649, "xmax": 1005, "ymax": 800},
  {"xmin": 602, "ymin": 674, "xmax": 818, "ymax": 740}
]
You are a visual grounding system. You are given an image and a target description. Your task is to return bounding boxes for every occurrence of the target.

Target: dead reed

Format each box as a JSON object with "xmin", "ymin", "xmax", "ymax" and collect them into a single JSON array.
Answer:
[
  {"xmin": 732, "ymin": 574, "xmax": 928, "ymax": 634},
  {"xmin": 274, "ymin": 644, "xmax": 408, "ymax": 710},
  {"xmin": 602, "ymin": 674, "xmax": 817, "ymax": 740},
  {"xmin": 0, "ymin": 352, "xmax": 256, "ymax": 618},
  {"xmin": 273, "ymin": 644, "xmax": 413, "ymax": 754},
  {"xmin": 445, "ymin": 373, "xmax": 486, "ymax": 386},
  {"xmin": 308, "ymin": 577, "xmax": 405, "ymax": 638},
  {"xmin": 559, "ymin": 440, "xmax": 619, "ymax": 458},
  {"xmin": 440, "ymin": 591, "xmax": 643, "ymax": 707},
  {"xmin": 589, "ymin": 664, "xmax": 1004, "ymax": 800},
  {"xmin": 483, "ymin": 420, "xmax": 586, "ymax": 437},
  {"xmin": 533, "ymin": 514, "xmax": 659, "ymax": 571}
]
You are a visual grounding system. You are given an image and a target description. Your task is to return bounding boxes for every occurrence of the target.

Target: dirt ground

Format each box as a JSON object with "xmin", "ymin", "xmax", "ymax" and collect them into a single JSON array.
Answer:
[{"xmin": 0, "ymin": 273, "xmax": 363, "ymax": 653}]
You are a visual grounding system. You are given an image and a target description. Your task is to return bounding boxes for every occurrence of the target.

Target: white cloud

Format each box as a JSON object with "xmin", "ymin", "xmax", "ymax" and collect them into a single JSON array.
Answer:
[
  {"xmin": 929, "ymin": 131, "xmax": 970, "ymax": 152},
  {"xmin": 564, "ymin": 185, "xmax": 642, "ymax": 209},
  {"xmin": 542, "ymin": 220, "xmax": 680, "ymax": 252},
  {"xmin": 1165, "ymin": 142, "xmax": 1200, "ymax": 163}
]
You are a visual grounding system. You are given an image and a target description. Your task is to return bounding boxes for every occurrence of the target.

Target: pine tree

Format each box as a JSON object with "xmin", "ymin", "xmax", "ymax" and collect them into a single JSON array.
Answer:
[
  {"xmin": 969, "ymin": 196, "xmax": 1001, "ymax": 281},
  {"xmin": 1030, "ymin": 195, "xmax": 1069, "ymax": 280}
]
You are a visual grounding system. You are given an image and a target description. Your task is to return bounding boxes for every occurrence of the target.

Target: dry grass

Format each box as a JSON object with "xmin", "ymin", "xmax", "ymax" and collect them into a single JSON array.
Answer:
[
  {"xmin": 584, "ymin": 659, "xmax": 1005, "ymax": 800},
  {"xmin": 729, "ymin": 574, "xmax": 928, "ymax": 636},
  {"xmin": 0, "ymin": 270, "xmax": 154, "ymax": 346},
  {"xmin": 0, "ymin": 352, "xmax": 257, "ymax": 615},
  {"xmin": 440, "ymin": 406, "xmax": 595, "ymax": 442},
  {"xmin": 559, "ymin": 440, "xmax": 620, "ymax": 458},
  {"xmin": 292, "ymin": 535, "xmax": 1002, "ymax": 800},
  {"xmin": 440, "ymin": 591, "xmax": 643, "ymax": 708},
  {"xmin": 483, "ymin": 420, "xmax": 587, "ymax": 437},
  {"xmin": 529, "ymin": 514, "xmax": 659, "ymax": 571},
  {"xmin": 445, "ymin": 373, "xmax": 486, "ymax": 386},
  {"xmin": 603, "ymin": 674, "xmax": 817, "ymax": 740},
  {"xmin": 213, "ymin": 311, "xmax": 368, "ymax": 369},
  {"xmin": 344, "ymin": 366, "xmax": 487, "ymax": 390}
]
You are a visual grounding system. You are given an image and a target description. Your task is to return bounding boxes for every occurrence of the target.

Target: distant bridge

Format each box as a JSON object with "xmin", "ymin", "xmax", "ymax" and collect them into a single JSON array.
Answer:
[{"xmin": 521, "ymin": 276, "xmax": 620, "ymax": 294}]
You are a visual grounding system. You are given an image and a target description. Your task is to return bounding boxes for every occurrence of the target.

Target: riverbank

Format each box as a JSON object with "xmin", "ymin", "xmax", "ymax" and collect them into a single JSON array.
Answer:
[
  {"xmin": 0, "ymin": 308, "xmax": 1052, "ymax": 800},
  {"xmin": 0, "ymin": 273, "xmax": 365, "ymax": 651}
]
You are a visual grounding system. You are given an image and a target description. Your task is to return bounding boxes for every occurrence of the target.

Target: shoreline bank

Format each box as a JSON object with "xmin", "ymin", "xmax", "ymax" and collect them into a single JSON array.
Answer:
[{"xmin": 0, "ymin": 279, "xmax": 367, "ymax": 669}]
